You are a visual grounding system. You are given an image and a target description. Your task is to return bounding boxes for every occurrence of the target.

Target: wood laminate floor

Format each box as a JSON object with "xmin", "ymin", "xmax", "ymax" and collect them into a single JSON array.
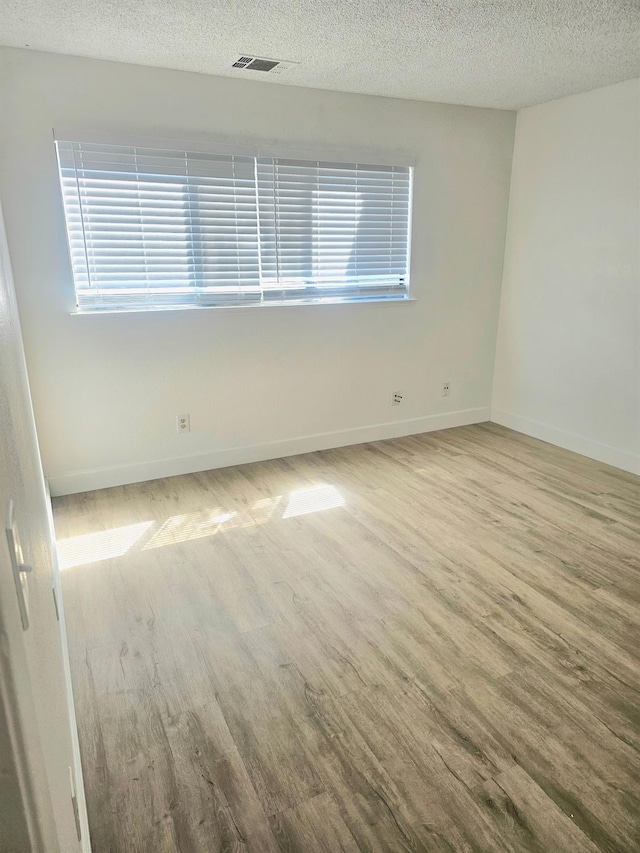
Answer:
[{"xmin": 54, "ymin": 424, "xmax": 640, "ymax": 853}]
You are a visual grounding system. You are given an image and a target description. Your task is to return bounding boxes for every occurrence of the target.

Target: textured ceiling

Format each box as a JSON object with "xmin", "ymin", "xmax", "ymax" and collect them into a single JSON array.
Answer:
[{"xmin": 0, "ymin": 1, "xmax": 638, "ymax": 109}]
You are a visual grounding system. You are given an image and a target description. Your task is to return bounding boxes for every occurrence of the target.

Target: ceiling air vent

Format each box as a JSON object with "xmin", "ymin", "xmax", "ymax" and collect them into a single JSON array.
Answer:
[{"xmin": 232, "ymin": 55, "xmax": 299, "ymax": 74}]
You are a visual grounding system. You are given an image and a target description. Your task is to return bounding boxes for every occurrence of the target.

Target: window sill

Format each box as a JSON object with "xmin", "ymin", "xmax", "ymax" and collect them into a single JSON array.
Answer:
[{"xmin": 69, "ymin": 297, "xmax": 417, "ymax": 316}]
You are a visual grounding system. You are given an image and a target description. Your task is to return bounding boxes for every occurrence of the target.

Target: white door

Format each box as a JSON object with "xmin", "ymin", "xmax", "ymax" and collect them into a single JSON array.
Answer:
[{"xmin": 0, "ymin": 201, "xmax": 89, "ymax": 852}]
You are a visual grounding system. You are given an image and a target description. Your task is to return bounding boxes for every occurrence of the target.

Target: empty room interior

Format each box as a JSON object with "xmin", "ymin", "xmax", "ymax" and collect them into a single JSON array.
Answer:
[{"xmin": 0, "ymin": 2, "xmax": 639, "ymax": 852}]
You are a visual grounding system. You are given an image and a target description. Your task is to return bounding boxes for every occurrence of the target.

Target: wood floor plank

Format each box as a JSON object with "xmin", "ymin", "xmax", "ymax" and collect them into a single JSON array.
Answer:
[
  {"xmin": 478, "ymin": 765, "xmax": 602, "ymax": 853},
  {"xmin": 89, "ymin": 700, "xmax": 280, "ymax": 853},
  {"xmin": 450, "ymin": 675, "xmax": 640, "ymax": 852},
  {"xmin": 55, "ymin": 424, "xmax": 640, "ymax": 852},
  {"xmin": 269, "ymin": 792, "xmax": 361, "ymax": 852}
]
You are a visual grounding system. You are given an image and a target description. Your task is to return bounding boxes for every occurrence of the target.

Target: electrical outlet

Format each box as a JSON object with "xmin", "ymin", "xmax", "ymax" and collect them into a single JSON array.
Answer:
[
  {"xmin": 176, "ymin": 414, "xmax": 190, "ymax": 434},
  {"xmin": 441, "ymin": 381, "xmax": 451, "ymax": 397},
  {"xmin": 392, "ymin": 392, "xmax": 403, "ymax": 406}
]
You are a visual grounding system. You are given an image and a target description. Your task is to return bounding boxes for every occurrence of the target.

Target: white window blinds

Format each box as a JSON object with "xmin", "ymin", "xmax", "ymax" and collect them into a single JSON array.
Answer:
[
  {"xmin": 56, "ymin": 140, "xmax": 412, "ymax": 311},
  {"xmin": 256, "ymin": 158, "xmax": 410, "ymax": 301}
]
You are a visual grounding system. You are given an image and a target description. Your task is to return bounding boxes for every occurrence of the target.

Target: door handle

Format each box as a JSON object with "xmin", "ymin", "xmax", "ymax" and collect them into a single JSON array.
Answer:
[{"xmin": 5, "ymin": 500, "xmax": 30, "ymax": 630}]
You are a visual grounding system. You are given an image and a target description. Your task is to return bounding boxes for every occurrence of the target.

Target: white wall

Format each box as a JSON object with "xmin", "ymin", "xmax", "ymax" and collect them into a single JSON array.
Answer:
[
  {"xmin": 493, "ymin": 79, "xmax": 640, "ymax": 474},
  {"xmin": 0, "ymin": 48, "xmax": 515, "ymax": 495}
]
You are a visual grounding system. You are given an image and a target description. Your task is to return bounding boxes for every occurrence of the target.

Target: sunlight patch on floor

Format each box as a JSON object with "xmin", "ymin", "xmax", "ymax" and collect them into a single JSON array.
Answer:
[
  {"xmin": 56, "ymin": 484, "xmax": 346, "ymax": 565},
  {"xmin": 282, "ymin": 485, "xmax": 345, "ymax": 518},
  {"xmin": 56, "ymin": 521, "xmax": 155, "ymax": 570}
]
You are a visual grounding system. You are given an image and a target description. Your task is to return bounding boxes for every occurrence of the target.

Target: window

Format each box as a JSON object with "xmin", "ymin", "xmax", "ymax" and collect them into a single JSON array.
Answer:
[{"xmin": 55, "ymin": 140, "xmax": 412, "ymax": 311}]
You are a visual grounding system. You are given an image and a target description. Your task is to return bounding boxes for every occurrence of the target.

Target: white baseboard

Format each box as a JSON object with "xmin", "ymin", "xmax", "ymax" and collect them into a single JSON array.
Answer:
[
  {"xmin": 47, "ymin": 406, "xmax": 490, "ymax": 496},
  {"xmin": 491, "ymin": 409, "xmax": 640, "ymax": 476}
]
